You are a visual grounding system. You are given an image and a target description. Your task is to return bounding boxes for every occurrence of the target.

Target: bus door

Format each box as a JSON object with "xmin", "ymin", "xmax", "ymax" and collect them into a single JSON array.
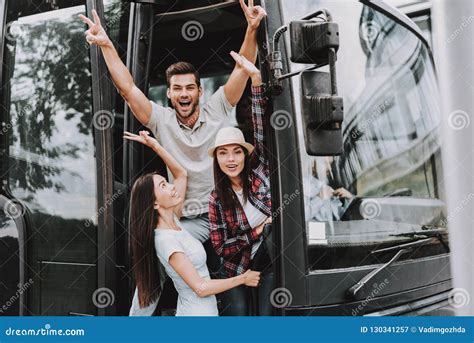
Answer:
[
  {"xmin": 262, "ymin": 0, "xmax": 451, "ymax": 315},
  {"xmin": 123, "ymin": 0, "xmax": 260, "ymax": 313}
]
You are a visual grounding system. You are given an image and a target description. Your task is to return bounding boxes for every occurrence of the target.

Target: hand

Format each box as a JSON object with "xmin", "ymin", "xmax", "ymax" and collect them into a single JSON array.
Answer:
[
  {"xmin": 79, "ymin": 9, "xmax": 112, "ymax": 47},
  {"xmin": 239, "ymin": 0, "xmax": 267, "ymax": 30},
  {"xmin": 230, "ymin": 51, "xmax": 261, "ymax": 84},
  {"xmin": 123, "ymin": 130, "xmax": 160, "ymax": 150},
  {"xmin": 320, "ymin": 185, "xmax": 334, "ymax": 200},
  {"xmin": 255, "ymin": 217, "xmax": 272, "ymax": 236},
  {"xmin": 242, "ymin": 269, "xmax": 261, "ymax": 287},
  {"xmin": 333, "ymin": 188, "xmax": 353, "ymax": 199}
]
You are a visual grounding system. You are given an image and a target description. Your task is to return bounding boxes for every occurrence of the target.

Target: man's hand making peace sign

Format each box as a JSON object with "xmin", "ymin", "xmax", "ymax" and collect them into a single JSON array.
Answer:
[{"xmin": 79, "ymin": 9, "xmax": 112, "ymax": 48}]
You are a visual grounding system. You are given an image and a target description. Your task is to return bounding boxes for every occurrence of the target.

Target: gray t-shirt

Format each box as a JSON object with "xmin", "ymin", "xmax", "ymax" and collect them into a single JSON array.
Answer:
[
  {"xmin": 155, "ymin": 228, "xmax": 218, "ymax": 316},
  {"xmin": 146, "ymin": 86, "xmax": 233, "ymax": 217}
]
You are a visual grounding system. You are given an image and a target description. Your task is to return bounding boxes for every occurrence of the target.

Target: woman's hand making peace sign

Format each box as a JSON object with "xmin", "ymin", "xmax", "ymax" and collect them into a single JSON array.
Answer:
[{"xmin": 239, "ymin": 0, "xmax": 267, "ymax": 31}]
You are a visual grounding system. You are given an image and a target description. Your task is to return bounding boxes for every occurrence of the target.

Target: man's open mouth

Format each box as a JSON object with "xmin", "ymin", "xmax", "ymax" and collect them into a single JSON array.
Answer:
[{"xmin": 179, "ymin": 100, "xmax": 192, "ymax": 110}]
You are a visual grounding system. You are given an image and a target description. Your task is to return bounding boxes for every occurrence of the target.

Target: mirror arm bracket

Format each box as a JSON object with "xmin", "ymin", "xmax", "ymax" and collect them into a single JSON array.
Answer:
[{"xmin": 266, "ymin": 9, "xmax": 335, "ymax": 95}]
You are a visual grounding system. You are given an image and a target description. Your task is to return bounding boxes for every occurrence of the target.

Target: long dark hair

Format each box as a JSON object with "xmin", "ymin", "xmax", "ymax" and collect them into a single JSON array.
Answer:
[
  {"xmin": 213, "ymin": 148, "xmax": 251, "ymax": 210},
  {"xmin": 130, "ymin": 173, "xmax": 161, "ymax": 308}
]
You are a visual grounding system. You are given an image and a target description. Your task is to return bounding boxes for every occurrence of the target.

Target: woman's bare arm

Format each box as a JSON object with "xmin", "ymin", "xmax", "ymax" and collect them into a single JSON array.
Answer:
[{"xmin": 169, "ymin": 252, "xmax": 260, "ymax": 298}]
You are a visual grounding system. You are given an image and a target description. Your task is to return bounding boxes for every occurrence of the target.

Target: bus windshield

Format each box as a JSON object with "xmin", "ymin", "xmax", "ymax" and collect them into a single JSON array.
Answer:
[{"xmin": 280, "ymin": 0, "xmax": 447, "ymax": 269}]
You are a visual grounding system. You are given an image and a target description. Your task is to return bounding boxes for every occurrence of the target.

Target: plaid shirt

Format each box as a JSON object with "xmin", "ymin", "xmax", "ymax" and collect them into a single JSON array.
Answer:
[{"xmin": 209, "ymin": 85, "xmax": 272, "ymax": 277}]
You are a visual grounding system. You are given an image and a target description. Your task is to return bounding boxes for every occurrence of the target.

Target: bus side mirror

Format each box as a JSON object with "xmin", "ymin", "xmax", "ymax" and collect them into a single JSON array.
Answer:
[
  {"xmin": 300, "ymin": 71, "xmax": 343, "ymax": 156},
  {"xmin": 289, "ymin": 21, "xmax": 339, "ymax": 64},
  {"xmin": 267, "ymin": 10, "xmax": 345, "ymax": 155}
]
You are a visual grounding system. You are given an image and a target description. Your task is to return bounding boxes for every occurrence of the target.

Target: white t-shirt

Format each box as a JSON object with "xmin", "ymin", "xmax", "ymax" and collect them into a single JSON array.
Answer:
[
  {"xmin": 234, "ymin": 189, "xmax": 267, "ymax": 259},
  {"xmin": 154, "ymin": 228, "xmax": 218, "ymax": 316}
]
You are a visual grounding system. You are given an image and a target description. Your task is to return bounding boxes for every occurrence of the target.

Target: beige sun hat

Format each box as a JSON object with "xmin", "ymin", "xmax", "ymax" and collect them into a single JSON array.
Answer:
[{"xmin": 208, "ymin": 126, "xmax": 254, "ymax": 157}]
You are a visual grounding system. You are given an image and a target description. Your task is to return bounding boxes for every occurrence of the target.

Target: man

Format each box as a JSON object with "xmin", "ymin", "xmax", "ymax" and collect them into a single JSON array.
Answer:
[{"xmin": 79, "ymin": 1, "xmax": 266, "ymax": 315}]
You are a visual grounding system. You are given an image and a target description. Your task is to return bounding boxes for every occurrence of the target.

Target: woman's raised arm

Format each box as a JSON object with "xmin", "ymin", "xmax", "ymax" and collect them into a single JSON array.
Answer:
[{"xmin": 124, "ymin": 131, "xmax": 187, "ymax": 217}]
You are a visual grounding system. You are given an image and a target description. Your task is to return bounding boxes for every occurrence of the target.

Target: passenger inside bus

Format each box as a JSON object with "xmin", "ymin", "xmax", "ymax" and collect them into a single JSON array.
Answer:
[{"xmin": 304, "ymin": 157, "xmax": 354, "ymax": 222}]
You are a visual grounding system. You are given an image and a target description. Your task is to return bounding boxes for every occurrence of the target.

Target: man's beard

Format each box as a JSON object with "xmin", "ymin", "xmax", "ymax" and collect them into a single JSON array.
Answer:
[
  {"xmin": 176, "ymin": 103, "xmax": 198, "ymax": 119},
  {"xmin": 173, "ymin": 98, "xmax": 199, "ymax": 124}
]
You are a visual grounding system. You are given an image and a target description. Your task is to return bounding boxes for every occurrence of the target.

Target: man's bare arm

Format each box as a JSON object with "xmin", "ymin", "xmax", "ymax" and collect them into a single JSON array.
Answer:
[{"xmin": 79, "ymin": 10, "xmax": 152, "ymax": 126}]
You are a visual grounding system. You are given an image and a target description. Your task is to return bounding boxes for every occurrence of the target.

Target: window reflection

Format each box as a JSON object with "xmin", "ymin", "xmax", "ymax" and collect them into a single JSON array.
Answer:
[
  {"xmin": 1, "ymin": 4, "xmax": 99, "ymax": 314},
  {"xmin": 5, "ymin": 6, "xmax": 96, "ymax": 222},
  {"xmin": 281, "ymin": 1, "xmax": 447, "ymax": 257}
]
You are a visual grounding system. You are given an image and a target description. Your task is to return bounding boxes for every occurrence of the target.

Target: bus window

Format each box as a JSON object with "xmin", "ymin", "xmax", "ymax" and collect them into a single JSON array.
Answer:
[
  {"xmin": 280, "ymin": 0, "xmax": 447, "ymax": 270},
  {"xmin": 386, "ymin": 0, "xmax": 433, "ymax": 48},
  {"xmin": 411, "ymin": 13, "xmax": 432, "ymax": 47},
  {"xmin": 1, "ymin": 2, "xmax": 97, "ymax": 315}
]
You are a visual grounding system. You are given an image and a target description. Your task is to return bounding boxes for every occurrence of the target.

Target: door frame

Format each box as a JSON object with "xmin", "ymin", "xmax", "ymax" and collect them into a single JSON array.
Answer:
[{"xmin": 87, "ymin": 0, "xmax": 117, "ymax": 316}]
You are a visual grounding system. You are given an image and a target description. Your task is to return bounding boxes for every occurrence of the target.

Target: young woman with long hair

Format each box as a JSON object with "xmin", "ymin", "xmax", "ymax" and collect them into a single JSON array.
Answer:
[
  {"xmin": 208, "ymin": 52, "xmax": 273, "ymax": 315},
  {"xmin": 125, "ymin": 130, "xmax": 261, "ymax": 316}
]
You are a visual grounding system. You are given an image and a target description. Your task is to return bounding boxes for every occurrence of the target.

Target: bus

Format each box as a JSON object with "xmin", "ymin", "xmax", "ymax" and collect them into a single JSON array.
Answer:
[{"xmin": 0, "ymin": 0, "xmax": 454, "ymax": 316}]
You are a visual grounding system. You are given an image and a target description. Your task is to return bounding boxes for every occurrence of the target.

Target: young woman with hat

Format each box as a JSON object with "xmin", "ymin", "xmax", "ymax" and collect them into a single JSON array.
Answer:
[
  {"xmin": 208, "ymin": 51, "xmax": 273, "ymax": 315},
  {"xmin": 124, "ymin": 130, "xmax": 261, "ymax": 316}
]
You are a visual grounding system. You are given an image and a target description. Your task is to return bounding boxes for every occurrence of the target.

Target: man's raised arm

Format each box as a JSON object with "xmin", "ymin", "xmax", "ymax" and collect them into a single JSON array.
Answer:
[
  {"xmin": 224, "ymin": 0, "xmax": 266, "ymax": 107},
  {"xmin": 79, "ymin": 10, "xmax": 152, "ymax": 126}
]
